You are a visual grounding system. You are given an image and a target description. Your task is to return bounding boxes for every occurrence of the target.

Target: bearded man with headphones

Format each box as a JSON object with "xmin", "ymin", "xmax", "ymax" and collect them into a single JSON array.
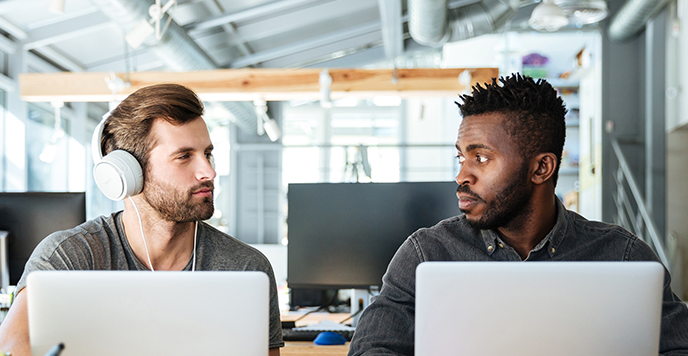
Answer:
[{"xmin": 0, "ymin": 84, "xmax": 284, "ymax": 356}]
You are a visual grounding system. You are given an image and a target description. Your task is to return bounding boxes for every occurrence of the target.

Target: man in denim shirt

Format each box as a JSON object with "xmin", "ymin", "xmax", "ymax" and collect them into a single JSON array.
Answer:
[{"xmin": 348, "ymin": 74, "xmax": 688, "ymax": 355}]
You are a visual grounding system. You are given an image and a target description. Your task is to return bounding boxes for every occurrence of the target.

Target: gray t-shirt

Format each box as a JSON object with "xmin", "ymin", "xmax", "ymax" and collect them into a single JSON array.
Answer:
[{"xmin": 16, "ymin": 211, "xmax": 284, "ymax": 349}]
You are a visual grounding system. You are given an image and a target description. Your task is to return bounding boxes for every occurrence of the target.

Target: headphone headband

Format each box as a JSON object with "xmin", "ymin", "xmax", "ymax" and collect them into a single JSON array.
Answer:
[{"xmin": 91, "ymin": 111, "xmax": 110, "ymax": 164}]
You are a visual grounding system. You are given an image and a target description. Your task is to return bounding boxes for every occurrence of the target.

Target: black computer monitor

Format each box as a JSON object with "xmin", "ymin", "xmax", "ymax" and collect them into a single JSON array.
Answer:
[
  {"xmin": 0, "ymin": 192, "xmax": 86, "ymax": 285},
  {"xmin": 287, "ymin": 182, "xmax": 459, "ymax": 291}
]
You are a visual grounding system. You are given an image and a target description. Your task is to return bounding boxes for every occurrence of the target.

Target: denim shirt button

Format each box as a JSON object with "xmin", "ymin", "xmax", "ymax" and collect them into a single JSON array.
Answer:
[
  {"xmin": 550, "ymin": 247, "xmax": 556, "ymax": 254},
  {"xmin": 487, "ymin": 245, "xmax": 494, "ymax": 252}
]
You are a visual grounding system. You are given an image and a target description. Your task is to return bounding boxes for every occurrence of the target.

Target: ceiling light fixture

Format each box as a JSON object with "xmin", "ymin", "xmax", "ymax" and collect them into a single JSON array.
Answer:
[
  {"xmin": 254, "ymin": 99, "xmax": 282, "ymax": 142},
  {"xmin": 319, "ymin": 69, "xmax": 333, "ymax": 109},
  {"xmin": 125, "ymin": 0, "xmax": 177, "ymax": 49},
  {"xmin": 49, "ymin": 0, "xmax": 65, "ymax": 14},
  {"xmin": 529, "ymin": 0, "xmax": 569, "ymax": 32},
  {"xmin": 555, "ymin": 0, "xmax": 608, "ymax": 26}
]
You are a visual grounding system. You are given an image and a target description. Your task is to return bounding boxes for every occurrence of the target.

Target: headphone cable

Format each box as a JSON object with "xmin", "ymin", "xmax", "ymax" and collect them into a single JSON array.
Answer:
[{"xmin": 127, "ymin": 197, "xmax": 198, "ymax": 272}]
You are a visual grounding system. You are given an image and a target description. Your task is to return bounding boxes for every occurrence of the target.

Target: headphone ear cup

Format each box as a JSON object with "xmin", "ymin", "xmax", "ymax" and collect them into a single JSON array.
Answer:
[{"xmin": 93, "ymin": 150, "xmax": 144, "ymax": 201}]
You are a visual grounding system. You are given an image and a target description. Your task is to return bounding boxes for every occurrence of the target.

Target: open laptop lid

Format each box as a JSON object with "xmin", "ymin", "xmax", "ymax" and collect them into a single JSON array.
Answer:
[
  {"xmin": 27, "ymin": 271, "xmax": 269, "ymax": 356},
  {"xmin": 415, "ymin": 262, "xmax": 664, "ymax": 356}
]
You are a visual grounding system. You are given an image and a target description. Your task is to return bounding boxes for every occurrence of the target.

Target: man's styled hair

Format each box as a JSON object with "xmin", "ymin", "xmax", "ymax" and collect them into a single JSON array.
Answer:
[
  {"xmin": 456, "ymin": 74, "xmax": 567, "ymax": 186},
  {"xmin": 101, "ymin": 83, "xmax": 204, "ymax": 174}
]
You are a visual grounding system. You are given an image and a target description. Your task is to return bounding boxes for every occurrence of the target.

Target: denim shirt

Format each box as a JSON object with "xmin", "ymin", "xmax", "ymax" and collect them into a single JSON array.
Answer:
[{"xmin": 348, "ymin": 199, "xmax": 688, "ymax": 356}]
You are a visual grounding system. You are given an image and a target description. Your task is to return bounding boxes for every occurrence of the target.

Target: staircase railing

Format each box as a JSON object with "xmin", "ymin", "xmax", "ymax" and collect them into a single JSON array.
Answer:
[{"xmin": 610, "ymin": 139, "xmax": 670, "ymax": 268}]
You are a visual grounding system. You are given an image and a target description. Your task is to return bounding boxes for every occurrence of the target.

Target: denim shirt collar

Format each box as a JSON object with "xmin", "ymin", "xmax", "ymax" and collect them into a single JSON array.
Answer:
[{"xmin": 479, "ymin": 197, "xmax": 569, "ymax": 258}]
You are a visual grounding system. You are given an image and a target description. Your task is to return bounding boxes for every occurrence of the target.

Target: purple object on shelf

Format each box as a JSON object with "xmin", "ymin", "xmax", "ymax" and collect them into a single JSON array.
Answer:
[{"xmin": 522, "ymin": 53, "xmax": 549, "ymax": 66}]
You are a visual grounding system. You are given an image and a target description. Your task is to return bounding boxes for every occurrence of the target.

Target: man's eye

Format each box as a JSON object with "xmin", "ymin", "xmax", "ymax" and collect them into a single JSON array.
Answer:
[
  {"xmin": 205, "ymin": 152, "xmax": 213, "ymax": 159},
  {"xmin": 456, "ymin": 156, "xmax": 465, "ymax": 164},
  {"xmin": 477, "ymin": 155, "xmax": 488, "ymax": 163},
  {"xmin": 177, "ymin": 154, "xmax": 190, "ymax": 160}
]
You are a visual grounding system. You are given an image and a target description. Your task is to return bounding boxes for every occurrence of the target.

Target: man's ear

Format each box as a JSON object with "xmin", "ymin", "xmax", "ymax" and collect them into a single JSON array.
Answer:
[{"xmin": 530, "ymin": 152, "xmax": 557, "ymax": 185}]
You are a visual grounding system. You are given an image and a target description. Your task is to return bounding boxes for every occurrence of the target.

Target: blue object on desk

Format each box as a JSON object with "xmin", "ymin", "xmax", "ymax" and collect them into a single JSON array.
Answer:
[
  {"xmin": 313, "ymin": 331, "xmax": 347, "ymax": 345},
  {"xmin": 44, "ymin": 343, "xmax": 64, "ymax": 356}
]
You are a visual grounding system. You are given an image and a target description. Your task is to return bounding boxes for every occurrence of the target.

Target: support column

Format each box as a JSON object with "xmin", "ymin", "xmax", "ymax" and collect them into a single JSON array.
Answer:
[{"xmin": 645, "ymin": 14, "xmax": 667, "ymax": 240}]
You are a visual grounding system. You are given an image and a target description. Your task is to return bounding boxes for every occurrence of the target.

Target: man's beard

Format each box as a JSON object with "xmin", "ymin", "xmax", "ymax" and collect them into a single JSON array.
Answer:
[
  {"xmin": 143, "ymin": 176, "xmax": 214, "ymax": 223},
  {"xmin": 459, "ymin": 163, "xmax": 533, "ymax": 230}
]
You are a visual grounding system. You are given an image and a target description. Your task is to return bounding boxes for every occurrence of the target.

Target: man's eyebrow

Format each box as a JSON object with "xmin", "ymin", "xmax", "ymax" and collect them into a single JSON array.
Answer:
[
  {"xmin": 466, "ymin": 144, "xmax": 492, "ymax": 152},
  {"xmin": 170, "ymin": 147, "xmax": 194, "ymax": 156},
  {"xmin": 455, "ymin": 143, "xmax": 493, "ymax": 153},
  {"xmin": 170, "ymin": 144, "xmax": 214, "ymax": 157}
]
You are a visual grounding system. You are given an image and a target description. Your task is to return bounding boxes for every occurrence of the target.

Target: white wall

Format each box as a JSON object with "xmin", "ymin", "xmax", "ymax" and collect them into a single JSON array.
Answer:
[{"xmin": 672, "ymin": 0, "xmax": 688, "ymax": 129}]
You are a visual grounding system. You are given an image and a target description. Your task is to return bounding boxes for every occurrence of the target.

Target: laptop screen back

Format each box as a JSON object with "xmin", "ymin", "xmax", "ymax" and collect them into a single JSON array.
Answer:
[
  {"xmin": 415, "ymin": 262, "xmax": 664, "ymax": 356},
  {"xmin": 27, "ymin": 271, "xmax": 269, "ymax": 356}
]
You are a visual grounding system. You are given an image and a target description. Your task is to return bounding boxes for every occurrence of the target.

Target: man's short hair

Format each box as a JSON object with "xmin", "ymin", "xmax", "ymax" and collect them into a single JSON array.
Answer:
[
  {"xmin": 100, "ymin": 83, "xmax": 204, "ymax": 174},
  {"xmin": 456, "ymin": 74, "xmax": 567, "ymax": 186}
]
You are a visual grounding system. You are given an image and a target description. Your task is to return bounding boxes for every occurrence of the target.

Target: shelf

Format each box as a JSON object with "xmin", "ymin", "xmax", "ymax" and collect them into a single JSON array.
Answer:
[
  {"xmin": 559, "ymin": 167, "xmax": 579, "ymax": 175},
  {"xmin": 546, "ymin": 78, "xmax": 580, "ymax": 88}
]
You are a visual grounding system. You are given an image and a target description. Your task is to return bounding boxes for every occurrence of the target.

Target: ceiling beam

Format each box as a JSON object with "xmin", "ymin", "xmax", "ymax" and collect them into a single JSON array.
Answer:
[
  {"xmin": 378, "ymin": 0, "xmax": 404, "ymax": 62},
  {"xmin": 0, "ymin": 72, "xmax": 16, "ymax": 92},
  {"xmin": 0, "ymin": 33, "xmax": 18, "ymax": 54},
  {"xmin": 0, "ymin": 15, "xmax": 27, "ymax": 40},
  {"xmin": 19, "ymin": 67, "xmax": 498, "ymax": 102},
  {"xmin": 33, "ymin": 46, "xmax": 85, "ymax": 72},
  {"xmin": 25, "ymin": 12, "xmax": 113, "ymax": 50},
  {"xmin": 201, "ymin": 0, "xmax": 252, "ymax": 57},
  {"xmin": 228, "ymin": 20, "xmax": 382, "ymax": 68},
  {"xmin": 86, "ymin": 50, "xmax": 162, "ymax": 72},
  {"xmin": 194, "ymin": 0, "xmax": 378, "ymax": 45},
  {"xmin": 257, "ymin": 32, "xmax": 383, "ymax": 68},
  {"xmin": 185, "ymin": 0, "xmax": 331, "ymax": 33}
]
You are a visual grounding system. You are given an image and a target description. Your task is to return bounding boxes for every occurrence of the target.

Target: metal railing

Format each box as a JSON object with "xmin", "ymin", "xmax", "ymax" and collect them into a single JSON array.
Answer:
[{"xmin": 610, "ymin": 139, "xmax": 670, "ymax": 267}]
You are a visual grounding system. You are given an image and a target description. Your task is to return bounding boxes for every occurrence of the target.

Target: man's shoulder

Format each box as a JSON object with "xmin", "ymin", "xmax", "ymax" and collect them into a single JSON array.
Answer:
[
  {"xmin": 565, "ymin": 209, "xmax": 636, "ymax": 241},
  {"xmin": 404, "ymin": 214, "xmax": 483, "ymax": 259},
  {"xmin": 412, "ymin": 214, "xmax": 476, "ymax": 241},
  {"xmin": 198, "ymin": 223, "xmax": 272, "ymax": 270},
  {"xmin": 39, "ymin": 213, "xmax": 120, "ymax": 251}
]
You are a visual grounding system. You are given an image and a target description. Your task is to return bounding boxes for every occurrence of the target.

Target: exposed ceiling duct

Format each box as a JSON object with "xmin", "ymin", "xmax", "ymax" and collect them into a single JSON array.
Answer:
[
  {"xmin": 88, "ymin": 0, "xmax": 259, "ymax": 134},
  {"xmin": 608, "ymin": 0, "xmax": 670, "ymax": 42},
  {"xmin": 409, "ymin": 0, "xmax": 518, "ymax": 47}
]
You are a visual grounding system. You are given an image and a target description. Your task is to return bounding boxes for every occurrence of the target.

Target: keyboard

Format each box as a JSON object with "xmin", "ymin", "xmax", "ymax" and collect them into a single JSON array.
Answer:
[{"xmin": 282, "ymin": 328, "xmax": 355, "ymax": 342}]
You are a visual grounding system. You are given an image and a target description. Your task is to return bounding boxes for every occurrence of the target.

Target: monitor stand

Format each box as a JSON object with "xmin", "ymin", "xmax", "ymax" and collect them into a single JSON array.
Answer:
[
  {"xmin": 0, "ymin": 231, "xmax": 8, "ymax": 294},
  {"xmin": 350, "ymin": 286, "xmax": 379, "ymax": 327}
]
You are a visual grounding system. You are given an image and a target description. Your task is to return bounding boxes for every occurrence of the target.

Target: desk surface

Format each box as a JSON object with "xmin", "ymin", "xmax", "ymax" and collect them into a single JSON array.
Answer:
[
  {"xmin": 281, "ymin": 312, "xmax": 351, "ymax": 327},
  {"xmin": 280, "ymin": 312, "xmax": 352, "ymax": 355},
  {"xmin": 282, "ymin": 341, "xmax": 349, "ymax": 356}
]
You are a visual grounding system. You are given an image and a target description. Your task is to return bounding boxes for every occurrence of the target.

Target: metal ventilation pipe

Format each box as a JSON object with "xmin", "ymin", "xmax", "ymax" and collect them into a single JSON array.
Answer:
[
  {"xmin": 409, "ymin": 0, "xmax": 517, "ymax": 47},
  {"xmin": 409, "ymin": 0, "xmax": 449, "ymax": 46},
  {"xmin": 608, "ymin": 0, "xmax": 670, "ymax": 42},
  {"xmin": 89, "ymin": 0, "xmax": 259, "ymax": 133}
]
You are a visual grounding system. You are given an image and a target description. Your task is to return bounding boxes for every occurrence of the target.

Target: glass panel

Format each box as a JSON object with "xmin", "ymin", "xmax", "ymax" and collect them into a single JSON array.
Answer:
[
  {"xmin": 26, "ymin": 104, "xmax": 70, "ymax": 191},
  {"xmin": 0, "ymin": 89, "xmax": 5, "ymax": 190}
]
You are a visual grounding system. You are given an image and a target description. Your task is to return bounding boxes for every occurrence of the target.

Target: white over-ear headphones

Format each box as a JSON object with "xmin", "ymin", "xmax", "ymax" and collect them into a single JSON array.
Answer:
[{"xmin": 91, "ymin": 112, "xmax": 144, "ymax": 201}]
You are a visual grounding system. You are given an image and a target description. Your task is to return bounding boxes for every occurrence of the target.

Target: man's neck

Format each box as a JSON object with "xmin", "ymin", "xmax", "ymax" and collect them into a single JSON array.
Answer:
[
  {"xmin": 496, "ymin": 194, "xmax": 558, "ymax": 260},
  {"xmin": 121, "ymin": 198, "xmax": 196, "ymax": 271}
]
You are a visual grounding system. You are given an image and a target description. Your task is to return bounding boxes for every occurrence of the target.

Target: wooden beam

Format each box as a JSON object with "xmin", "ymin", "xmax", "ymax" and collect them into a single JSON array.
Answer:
[{"xmin": 19, "ymin": 67, "xmax": 498, "ymax": 103}]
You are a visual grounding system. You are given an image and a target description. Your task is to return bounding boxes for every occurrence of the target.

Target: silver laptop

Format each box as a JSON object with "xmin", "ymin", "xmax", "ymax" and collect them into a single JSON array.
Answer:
[
  {"xmin": 27, "ymin": 271, "xmax": 269, "ymax": 356},
  {"xmin": 415, "ymin": 262, "xmax": 664, "ymax": 356}
]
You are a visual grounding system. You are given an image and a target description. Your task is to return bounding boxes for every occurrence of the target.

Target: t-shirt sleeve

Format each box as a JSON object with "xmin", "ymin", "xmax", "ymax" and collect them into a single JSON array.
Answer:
[
  {"xmin": 14, "ymin": 228, "xmax": 96, "ymax": 294},
  {"xmin": 264, "ymin": 262, "xmax": 284, "ymax": 349},
  {"xmin": 225, "ymin": 240, "xmax": 285, "ymax": 348}
]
